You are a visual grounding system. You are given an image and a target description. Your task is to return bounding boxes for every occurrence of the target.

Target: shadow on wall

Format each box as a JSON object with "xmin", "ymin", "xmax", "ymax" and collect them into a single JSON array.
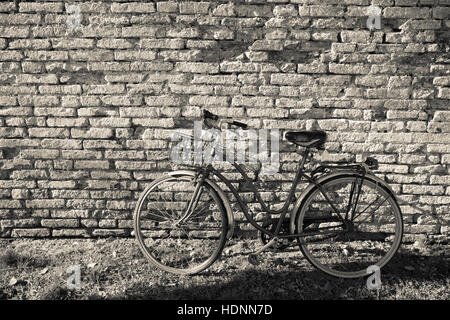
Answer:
[{"xmin": 112, "ymin": 250, "xmax": 449, "ymax": 300}]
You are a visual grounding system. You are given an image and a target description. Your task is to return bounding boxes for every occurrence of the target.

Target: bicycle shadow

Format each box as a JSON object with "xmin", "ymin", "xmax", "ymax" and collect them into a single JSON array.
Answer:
[{"xmin": 112, "ymin": 248, "xmax": 449, "ymax": 300}]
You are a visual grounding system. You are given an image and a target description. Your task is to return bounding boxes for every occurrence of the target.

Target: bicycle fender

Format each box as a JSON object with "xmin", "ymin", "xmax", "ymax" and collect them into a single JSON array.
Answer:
[
  {"xmin": 289, "ymin": 171, "xmax": 398, "ymax": 235},
  {"xmin": 167, "ymin": 170, "xmax": 235, "ymax": 239}
]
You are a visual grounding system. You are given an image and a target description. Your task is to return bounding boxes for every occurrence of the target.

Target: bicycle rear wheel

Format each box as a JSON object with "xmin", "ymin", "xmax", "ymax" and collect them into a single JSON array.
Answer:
[
  {"xmin": 296, "ymin": 174, "xmax": 403, "ymax": 278},
  {"xmin": 133, "ymin": 174, "xmax": 228, "ymax": 275}
]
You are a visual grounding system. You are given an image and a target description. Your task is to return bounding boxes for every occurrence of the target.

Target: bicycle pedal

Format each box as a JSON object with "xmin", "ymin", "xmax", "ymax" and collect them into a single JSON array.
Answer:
[{"xmin": 248, "ymin": 253, "xmax": 262, "ymax": 266}]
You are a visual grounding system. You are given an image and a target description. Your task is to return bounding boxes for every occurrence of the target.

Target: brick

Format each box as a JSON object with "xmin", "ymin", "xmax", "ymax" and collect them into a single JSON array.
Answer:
[
  {"xmin": 0, "ymin": 13, "xmax": 41, "ymax": 24},
  {"xmin": 71, "ymin": 128, "xmax": 113, "ymax": 139},
  {"xmin": 20, "ymin": 149, "xmax": 59, "ymax": 159},
  {"xmin": 41, "ymin": 219, "xmax": 79, "ymax": 228},
  {"xmin": 179, "ymin": 2, "xmax": 210, "ymax": 14},
  {"xmin": 0, "ymin": 96, "xmax": 17, "ymax": 106},
  {"xmin": 39, "ymin": 85, "xmax": 82, "ymax": 95},
  {"xmin": 219, "ymin": 62, "xmax": 259, "ymax": 73},
  {"xmin": 105, "ymin": 150, "xmax": 145, "ymax": 160},
  {"xmin": 340, "ymin": 31, "xmax": 371, "ymax": 43},
  {"xmin": 47, "ymin": 118, "xmax": 88, "ymax": 127},
  {"xmin": 140, "ymin": 39, "xmax": 185, "ymax": 49},
  {"xmin": 299, "ymin": 5, "xmax": 344, "ymax": 17},
  {"xmin": 115, "ymin": 161, "xmax": 156, "ymax": 170},
  {"xmin": 250, "ymin": 40, "xmax": 283, "ymax": 51},
  {"xmin": 131, "ymin": 118, "xmax": 174, "ymax": 128},
  {"xmin": 145, "ymin": 95, "xmax": 183, "ymax": 106},
  {"xmin": 111, "ymin": 2, "xmax": 155, "ymax": 13},
  {"xmin": 130, "ymin": 62, "xmax": 173, "ymax": 71},
  {"xmin": 69, "ymin": 50, "xmax": 114, "ymax": 61},
  {"xmin": 122, "ymin": 26, "xmax": 159, "ymax": 37},
  {"xmin": 105, "ymin": 73, "xmax": 146, "ymax": 83},
  {"xmin": 0, "ymin": 2, "xmax": 15, "ymax": 12},
  {"xmin": 92, "ymin": 229, "xmax": 128, "ymax": 237},
  {"xmin": 89, "ymin": 117, "xmax": 131, "ymax": 127},
  {"xmin": 297, "ymin": 62, "xmax": 327, "ymax": 73},
  {"xmin": 88, "ymin": 62, "xmax": 130, "ymax": 72},
  {"xmin": 437, "ymin": 88, "xmax": 450, "ymax": 99},
  {"xmin": 19, "ymin": 2, "xmax": 63, "ymax": 12},
  {"xmin": 115, "ymin": 50, "xmax": 157, "ymax": 61},
  {"xmin": 83, "ymin": 140, "xmax": 122, "ymax": 149},
  {"xmin": 26, "ymin": 199, "xmax": 65, "ymax": 209},
  {"xmin": 271, "ymin": 74, "xmax": 313, "ymax": 85},
  {"xmin": 175, "ymin": 62, "xmax": 219, "ymax": 74},
  {"xmin": 0, "ymin": 26, "xmax": 29, "ymax": 38},
  {"xmin": 74, "ymin": 160, "xmax": 110, "ymax": 170},
  {"xmin": 167, "ymin": 27, "xmax": 200, "ymax": 38},
  {"xmin": 51, "ymin": 210, "xmax": 89, "ymax": 218},
  {"xmin": 432, "ymin": 111, "xmax": 450, "ymax": 122},
  {"xmin": 0, "ymin": 200, "xmax": 22, "ymax": 208},
  {"xmin": 1, "ymin": 218, "xmax": 39, "ymax": 228},
  {"xmin": 16, "ymin": 74, "xmax": 58, "ymax": 84},
  {"xmin": 33, "ymin": 95, "xmax": 59, "ymax": 107},
  {"xmin": 12, "ymin": 229, "xmax": 50, "ymax": 238},
  {"xmin": 41, "ymin": 139, "xmax": 82, "ymax": 149},
  {"xmin": 97, "ymin": 38, "xmax": 133, "ymax": 49},
  {"xmin": 384, "ymin": 7, "xmax": 430, "ymax": 18},
  {"xmin": 403, "ymin": 185, "xmax": 445, "ymax": 195},
  {"xmin": 22, "ymin": 62, "xmax": 43, "ymax": 73},
  {"xmin": 25, "ymin": 50, "xmax": 68, "ymax": 61},
  {"xmin": 157, "ymin": 2, "xmax": 178, "ymax": 13},
  {"xmin": 433, "ymin": 77, "xmax": 450, "ymax": 86},
  {"xmin": 61, "ymin": 150, "xmax": 102, "ymax": 160},
  {"xmin": 83, "ymin": 85, "xmax": 125, "ymax": 94},
  {"xmin": 329, "ymin": 64, "xmax": 370, "ymax": 74},
  {"xmin": 432, "ymin": 7, "xmax": 450, "ymax": 19},
  {"xmin": 232, "ymin": 96, "xmax": 274, "ymax": 108},
  {"xmin": 80, "ymin": 26, "xmax": 121, "ymax": 38},
  {"xmin": 53, "ymin": 229, "xmax": 89, "ymax": 237},
  {"xmin": 189, "ymin": 95, "xmax": 229, "ymax": 107}
]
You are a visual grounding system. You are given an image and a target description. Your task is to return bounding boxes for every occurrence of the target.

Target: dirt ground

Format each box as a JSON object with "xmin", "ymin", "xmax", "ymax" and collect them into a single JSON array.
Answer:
[{"xmin": 0, "ymin": 237, "xmax": 448, "ymax": 300}]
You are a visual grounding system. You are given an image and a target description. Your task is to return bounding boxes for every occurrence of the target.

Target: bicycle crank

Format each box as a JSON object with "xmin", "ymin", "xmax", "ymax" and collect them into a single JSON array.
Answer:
[{"xmin": 248, "ymin": 238, "xmax": 277, "ymax": 266}]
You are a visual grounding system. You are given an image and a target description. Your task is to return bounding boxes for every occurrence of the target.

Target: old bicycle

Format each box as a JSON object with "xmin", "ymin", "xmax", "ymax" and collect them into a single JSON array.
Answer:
[{"xmin": 133, "ymin": 110, "xmax": 403, "ymax": 278}]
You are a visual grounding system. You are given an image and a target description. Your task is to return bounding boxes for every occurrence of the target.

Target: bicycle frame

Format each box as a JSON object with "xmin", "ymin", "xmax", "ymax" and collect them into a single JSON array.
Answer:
[{"xmin": 184, "ymin": 147, "xmax": 367, "ymax": 241}]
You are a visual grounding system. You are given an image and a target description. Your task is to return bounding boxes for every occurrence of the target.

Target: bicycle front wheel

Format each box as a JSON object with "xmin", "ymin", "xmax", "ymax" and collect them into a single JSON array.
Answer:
[
  {"xmin": 296, "ymin": 174, "xmax": 403, "ymax": 278},
  {"xmin": 133, "ymin": 174, "xmax": 228, "ymax": 275}
]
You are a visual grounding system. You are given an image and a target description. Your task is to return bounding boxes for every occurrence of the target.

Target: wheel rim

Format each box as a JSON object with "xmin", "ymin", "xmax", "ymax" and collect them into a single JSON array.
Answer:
[
  {"xmin": 298, "ymin": 176, "xmax": 403, "ymax": 278},
  {"xmin": 134, "ymin": 176, "xmax": 227, "ymax": 274}
]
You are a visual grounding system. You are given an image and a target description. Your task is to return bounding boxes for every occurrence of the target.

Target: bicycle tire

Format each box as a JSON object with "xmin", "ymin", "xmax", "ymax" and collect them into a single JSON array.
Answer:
[
  {"xmin": 133, "ymin": 174, "xmax": 228, "ymax": 275},
  {"xmin": 295, "ymin": 173, "xmax": 403, "ymax": 278}
]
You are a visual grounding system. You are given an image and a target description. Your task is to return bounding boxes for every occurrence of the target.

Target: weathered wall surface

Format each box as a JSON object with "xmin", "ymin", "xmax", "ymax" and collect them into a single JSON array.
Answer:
[{"xmin": 0, "ymin": 0, "xmax": 449, "ymax": 242}]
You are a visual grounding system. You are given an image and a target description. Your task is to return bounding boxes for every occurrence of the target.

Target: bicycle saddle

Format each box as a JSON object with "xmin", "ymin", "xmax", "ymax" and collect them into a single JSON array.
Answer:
[{"xmin": 284, "ymin": 131, "xmax": 327, "ymax": 149}]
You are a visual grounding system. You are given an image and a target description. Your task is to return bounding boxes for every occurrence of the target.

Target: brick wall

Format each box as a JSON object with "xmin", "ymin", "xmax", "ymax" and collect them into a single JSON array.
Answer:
[{"xmin": 0, "ymin": 0, "xmax": 449, "ymax": 242}]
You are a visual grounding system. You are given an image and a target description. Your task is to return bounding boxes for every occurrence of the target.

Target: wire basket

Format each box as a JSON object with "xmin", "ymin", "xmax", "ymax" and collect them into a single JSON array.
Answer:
[
  {"xmin": 170, "ymin": 127, "xmax": 280, "ymax": 173},
  {"xmin": 170, "ymin": 130, "xmax": 223, "ymax": 167}
]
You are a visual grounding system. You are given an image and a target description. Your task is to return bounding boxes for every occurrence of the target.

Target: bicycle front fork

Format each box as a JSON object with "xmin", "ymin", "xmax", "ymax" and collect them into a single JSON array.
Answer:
[{"xmin": 176, "ymin": 171, "xmax": 208, "ymax": 225}]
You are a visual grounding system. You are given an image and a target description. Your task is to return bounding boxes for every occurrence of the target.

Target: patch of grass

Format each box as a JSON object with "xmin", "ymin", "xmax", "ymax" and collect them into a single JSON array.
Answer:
[
  {"xmin": 0, "ymin": 239, "xmax": 448, "ymax": 300},
  {"xmin": 39, "ymin": 285, "xmax": 77, "ymax": 300},
  {"xmin": 0, "ymin": 249, "xmax": 50, "ymax": 269},
  {"xmin": 0, "ymin": 250, "xmax": 19, "ymax": 268}
]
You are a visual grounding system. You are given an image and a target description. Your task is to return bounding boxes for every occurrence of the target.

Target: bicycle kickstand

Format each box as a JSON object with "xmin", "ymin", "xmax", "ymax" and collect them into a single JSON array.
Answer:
[{"xmin": 248, "ymin": 237, "xmax": 278, "ymax": 266}]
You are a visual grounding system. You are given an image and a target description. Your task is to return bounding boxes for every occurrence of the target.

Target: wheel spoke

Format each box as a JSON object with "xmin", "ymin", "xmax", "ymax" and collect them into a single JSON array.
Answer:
[
  {"xmin": 134, "ymin": 176, "xmax": 227, "ymax": 275},
  {"xmin": 297, "ymin": 176, "xmax": 402, "ymax": 278},
  {"xmin": 352, "ymin": 195, "xmax": 389, "ymax": 225}
]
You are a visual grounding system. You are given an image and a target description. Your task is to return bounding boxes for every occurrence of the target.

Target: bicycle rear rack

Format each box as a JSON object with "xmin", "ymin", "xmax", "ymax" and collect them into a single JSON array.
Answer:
[{"xmin": 311, "ymin": 157, "xmax": 378, "ymax": 180}]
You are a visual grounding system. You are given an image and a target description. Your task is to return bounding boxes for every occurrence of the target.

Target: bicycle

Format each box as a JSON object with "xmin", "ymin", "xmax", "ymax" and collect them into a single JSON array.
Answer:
[{"xmin": 133, "ymin": 110, "xmax": 403, "ymax": 278}]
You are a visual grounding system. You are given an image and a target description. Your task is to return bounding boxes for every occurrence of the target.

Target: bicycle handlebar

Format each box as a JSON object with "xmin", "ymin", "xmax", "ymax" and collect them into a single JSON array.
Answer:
[{"xmin": 203, "ymin": 109, "xmax": 248, "ymax": 129}]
